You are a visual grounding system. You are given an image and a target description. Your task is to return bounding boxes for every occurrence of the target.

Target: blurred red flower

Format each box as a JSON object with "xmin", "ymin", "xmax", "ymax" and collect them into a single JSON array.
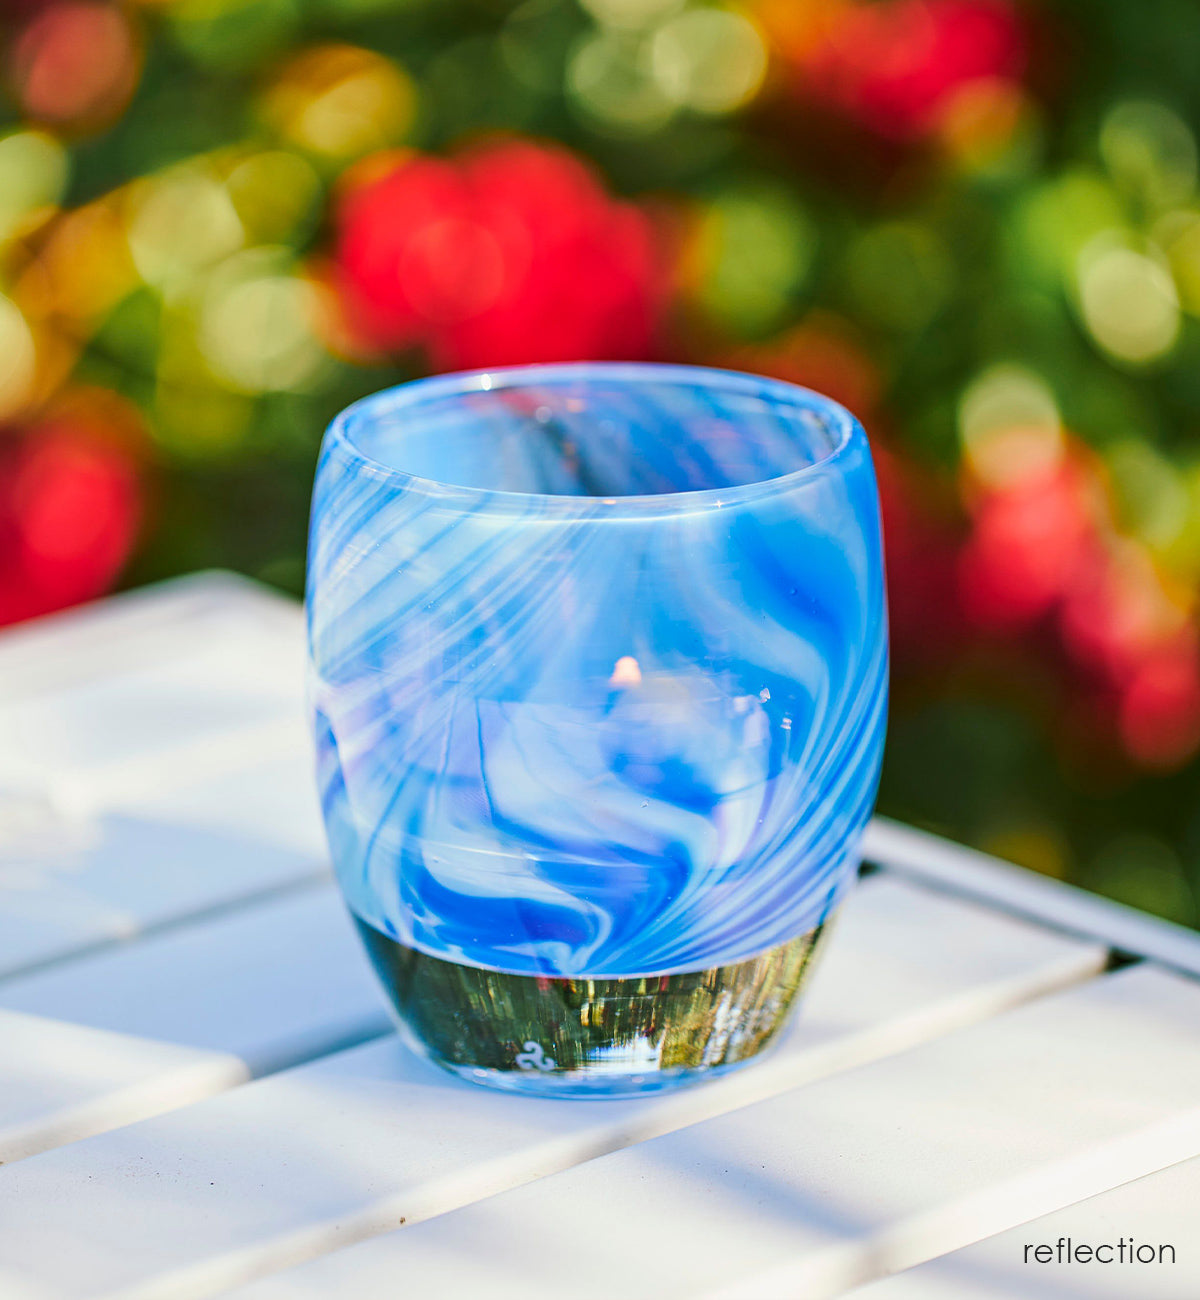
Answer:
[
  {"xmin": 872, "ymin": 444, "xmax": 966, "ymax": 666},
  {"xmin": 788, "ymin": 0, "xmax": 1026, "ymax": 142},
  {"xmin": 333, "ymin": 139, "xmax": 665, "ymax": 370},
  {"xmin": 0, "ymin": 396, "xmax": 142, "ymax": 627},
  {"xmin": 957, "ymin": 439, "xmax": 1200, "ymax": 769},
  {"xmin": 1118, "ymin": 635, "xmax": 1200, "ymax": 769},
  {"xmin": 7, "ymin": 1, "xmax": 142, "ymax": 133},
  {"xmin": 958, "ymin": 457, "xmax": 1100, "ymax": 630}
]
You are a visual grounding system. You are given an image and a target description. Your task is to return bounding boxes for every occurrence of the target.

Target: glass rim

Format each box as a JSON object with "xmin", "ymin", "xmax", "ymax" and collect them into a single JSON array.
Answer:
[{"xmin": 325, "ymin": 361, "xmax": 865, "ymax": 518}]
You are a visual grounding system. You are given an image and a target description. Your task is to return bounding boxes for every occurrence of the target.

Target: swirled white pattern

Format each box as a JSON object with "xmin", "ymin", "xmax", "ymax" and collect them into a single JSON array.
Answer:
[{"xmin": 308, "ymin": 365, "xmax": 887, "ymax": 977}]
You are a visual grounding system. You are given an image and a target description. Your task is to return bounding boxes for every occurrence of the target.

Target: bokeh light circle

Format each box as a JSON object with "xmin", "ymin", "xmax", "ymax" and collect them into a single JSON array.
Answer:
[
  {"xmin": 262, "ymin": 44, "xmax": 416, "ymax": 161},
  {"xmin": 579, "ymin": 0, "xmax": 683, "ymax": 30},
  {"xmin": 128, "ymin": 170, "xmax": 245, "ymax": 288},
  {"xmin": 225, "ymin": 150, "xmax": 322, "ymax": 245},
  {"xmin": 567, "ymin": 30, "xmax": 675, "ymax": 133},
  {"xmin": 0, "ymin": 131, "xmax": 69, "ymax": 244},
  {"xmin": 199, "ymin": 264, "xmax": 325, "ymax": 393},
  {"xmin": 9, "ymin": 2, "xmax": 141, "ymax": 132},
  {"xmin": 0, "ymin": 296, "xmax": 37, "ymax": 420},
  {"xmin": 1077, "ymin": 237, "xmax": 1180, "ymax": 365},
  {"xmin": 650, "ymin": 9, "xmax": 768, "ymax": 115},
  {"xmin": 1100, "ymin": 100, "xmax": 1197, "ymax": 212},
  {"xmin": 958, "ymin": 364, "xmax": 1063, "ymax": 489}
]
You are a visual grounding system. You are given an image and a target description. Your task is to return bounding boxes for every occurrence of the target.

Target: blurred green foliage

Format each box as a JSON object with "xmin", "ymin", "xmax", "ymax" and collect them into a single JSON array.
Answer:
[{"xmin": 4, "ymin": 0, "xmax": 1200, "ymax": 922}]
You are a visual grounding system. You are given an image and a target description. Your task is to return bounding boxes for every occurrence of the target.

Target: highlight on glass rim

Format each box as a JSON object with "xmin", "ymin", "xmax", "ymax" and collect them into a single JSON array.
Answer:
[{"xmin": 3, "ymin": 0, "xmax": 1200, "ymax": 933}]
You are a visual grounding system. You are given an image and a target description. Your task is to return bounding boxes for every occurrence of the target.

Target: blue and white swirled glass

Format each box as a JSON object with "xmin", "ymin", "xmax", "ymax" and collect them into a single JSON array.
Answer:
[{"xmin": 308, "ymin": 363, "xmax": 887, "ymax": 1093}]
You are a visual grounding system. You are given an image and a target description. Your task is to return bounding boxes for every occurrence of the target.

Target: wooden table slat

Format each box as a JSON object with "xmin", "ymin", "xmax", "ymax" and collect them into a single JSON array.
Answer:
[
  {"xmin": 0, "ymin": 883, "xmax": 393, "ymax": 1160},
  {"xmin": 0, "ymin": 808, "xmax": 327, "ymax": 982},
  {"xmin": 0, "ymin": 577, "xmax": 328, "ymax": 980},
  {"xmin": 220, "ymin": 965, "xmax": 1200, "ymax": 1300},
  {"xmin": 0, "ymin": 875, "xmax": 1104, "ymax": 1300},
  {"xmin": 110, "ymin": 752, "xmax": 329, "ymax": 861},
  {"xmin": 0, "ymin": 1010, "xmax": 247, "ymax": 1165},
  {"xmin": 8, "ymin": 572, "xmax": 1199, "ymax": 1300},
  {"xmin": 846, "ymin": 1154, "xmax": 1200, "ymax": 1299},
  {"xmin": 0, "ymin": 572, "xmax": 299, "ymax": 702},
  {"xmin": 865, "ymin": 819, "xmax": 1200, "ymax": 980}
]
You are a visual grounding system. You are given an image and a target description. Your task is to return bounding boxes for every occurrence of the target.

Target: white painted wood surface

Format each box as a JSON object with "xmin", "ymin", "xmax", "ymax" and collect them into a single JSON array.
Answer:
[
  {"xmin": 863, "ymin": 819, "xmax": 1200, "ymax": 980},
  {"xmin": 0, "ymin": 576, "xmax": 306, "ymax": 816},
  {"xmin": 1, "ymin": 574, "xmax": 1198, "ymax": 1300},
  {"xmin": 849, "ymin": 1154, "xmax": 1200, "ymax": 1299},
  {"xmin": 116, "ymin": 752, "xmax": 329, "ymax": 859},
  {"xmin": 0, "ymin": 884, "xmax": 392, "ymax": 1160},
  {"xmin": 0, "ymin": 574, "xmax": 326, "ymax": 980},
  {"xmin": 0, "ymin": 874, "xmax": 1106, "ymax": 1300},
  {"xmin": 217, "ymin": 966, "xmax": 1200, "ymax": 1300},
  {"xmin": 0, "ymin": 1009, "xmax": 246, "ymax": 1165},
  {"xmin": 0, "ymin": 809, "xmax": 326, "ymax": 980},
  {"xmin": 0, "ymin": 883, "xmax": 387, "ymax": 1071}
]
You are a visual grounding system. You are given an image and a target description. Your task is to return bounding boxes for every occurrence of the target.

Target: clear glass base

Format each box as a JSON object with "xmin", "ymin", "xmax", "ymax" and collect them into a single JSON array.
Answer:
[{"xmin": 352, "ymin": 913, "xmax": 832, "ymax": 1097}]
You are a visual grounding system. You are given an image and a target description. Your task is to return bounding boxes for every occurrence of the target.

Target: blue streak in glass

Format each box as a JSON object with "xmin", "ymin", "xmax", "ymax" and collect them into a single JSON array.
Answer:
[{"xmin": 307, "ymin": 363, "xmax": 888, "ymax": 980}]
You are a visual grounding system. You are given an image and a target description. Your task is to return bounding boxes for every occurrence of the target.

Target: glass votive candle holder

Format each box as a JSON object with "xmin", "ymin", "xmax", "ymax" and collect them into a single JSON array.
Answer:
[{"xmin": 307, "ymin": 363, "xmax": 887, "ymax": 1097}]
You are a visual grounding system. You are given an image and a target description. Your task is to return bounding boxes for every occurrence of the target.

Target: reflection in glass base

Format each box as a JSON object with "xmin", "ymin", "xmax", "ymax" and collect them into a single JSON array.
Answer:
[{"xmin": 353, "ymin": 913, "xmax": 832, "ymax": 1097}]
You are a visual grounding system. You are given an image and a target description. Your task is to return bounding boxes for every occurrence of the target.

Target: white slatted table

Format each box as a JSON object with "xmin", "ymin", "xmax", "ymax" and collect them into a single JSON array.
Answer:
[{"xmin": 1, "ymin": 574, "xmax": 1198, "ymax": 1300}]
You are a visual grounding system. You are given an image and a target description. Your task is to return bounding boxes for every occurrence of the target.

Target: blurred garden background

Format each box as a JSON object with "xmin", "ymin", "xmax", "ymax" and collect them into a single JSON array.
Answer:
[{"xmin": 3, "ymin": 0, "xmax": 1200, "ymax": 923}]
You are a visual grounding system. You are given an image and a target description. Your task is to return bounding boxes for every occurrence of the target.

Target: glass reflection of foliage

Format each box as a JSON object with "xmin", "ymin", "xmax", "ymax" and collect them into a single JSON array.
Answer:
[{"xmin": 355, "ymin": 914, "xmax": 829, "ymax": 1087}]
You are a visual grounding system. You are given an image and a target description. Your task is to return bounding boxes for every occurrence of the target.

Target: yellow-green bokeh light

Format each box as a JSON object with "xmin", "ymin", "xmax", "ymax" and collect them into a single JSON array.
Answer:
[
  {"xmin": 1077, "ymin": 235, "xmax": 1180, "ymax": 365},
  {"xmin": 567, "ymin": 30, "xmax": 675, "ymax": 134},
  {"xmin": 691, "ymin": 185, "xmax": 815, "ymax": 337},
  {"xmin": 0, "ymin": 131, "xmax": 69, "ymax": 246},
  {"xmin": 198, "ymin": 250, "xmax": 326, "ymax": 393},
  {"xmin": 650, "ymin": 9, "xmax": 767, "ymax": 116},
  {"xmin": 0, "ymin": 295, "xmax": 37, "ymax": 420},
  {"xmin": 958, "ymin": 363, "xmax": 1063, "ymax": 489},
  {"xmin": 579, "ymin": 0, "xmax": 683, "ymax": 30},
  {"xmin": 1100, "ymin": 100, "xmax": 1197, "ymax": 213},
  {"xmin": 127, "ymin": 168, "xmax": 245, "ymax": 291},
  {"xmin": 225, "ymin": 150, "xmax": 321, "ymax": 245}
]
